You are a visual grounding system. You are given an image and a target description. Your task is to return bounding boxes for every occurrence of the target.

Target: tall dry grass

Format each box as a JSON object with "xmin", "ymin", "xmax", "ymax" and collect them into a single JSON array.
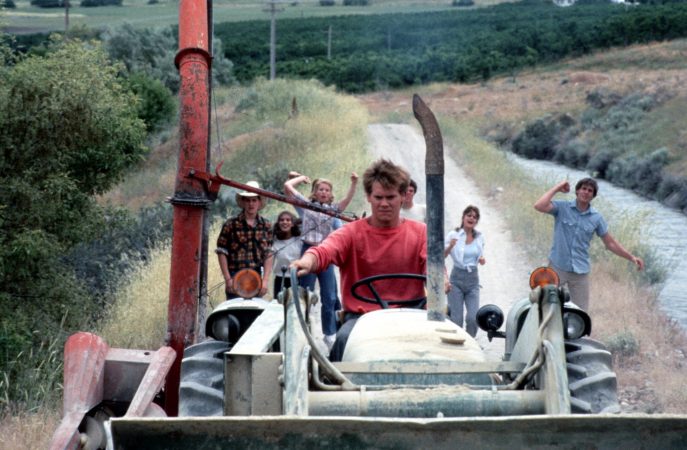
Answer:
[
  {"xmin": 98, "ymin": 243, "xmax": 171, "ymax": 349},
  {"xmin": 590, "ymin": 264, "xmax": 687, "ymax": 413},
  {"xmin": 0, "ymin": 408, "xmax": 59, "ymax": 450},
  {"xmin": 98, "ymin": 222, "xmax": 230, "ymax": 349}
]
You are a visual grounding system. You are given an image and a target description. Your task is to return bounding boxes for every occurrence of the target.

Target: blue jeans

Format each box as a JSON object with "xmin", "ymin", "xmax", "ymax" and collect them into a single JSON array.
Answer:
[
  {"xmin": 329, "ymin": 312, "xmax": 361, "ymax": 362},
  {"xmin": 448, "ymin": 267, "xmax": 480, "ymax": 337},
  {"xmin": 300, "ymin": 243, "xmax": 341, "ymax": 336}
]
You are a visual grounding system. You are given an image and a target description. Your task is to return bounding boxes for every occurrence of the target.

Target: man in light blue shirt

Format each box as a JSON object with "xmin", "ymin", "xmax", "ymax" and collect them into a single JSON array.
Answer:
[{"xmin": 534, "ymin": 178, "xmax": 644, "ymax": 311}]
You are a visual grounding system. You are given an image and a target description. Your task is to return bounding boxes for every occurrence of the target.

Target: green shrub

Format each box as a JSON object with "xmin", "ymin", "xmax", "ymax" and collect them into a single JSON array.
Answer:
[
  {"xmin": 634, "ymin": 148, "xmax": 669, "ymax": 196},
  {"xmin": 1, "ymin": 0, "xmax": 17, "ymax": 8},
  {"xmin": 656, "ymin": 175, "xmax": 687, "ymax": 211},
  {"xmin": 64, "ymin": 204, "xmax": 173, "ymax": 301},
  {"xmin": 637, "ymin": 247, "xmax": 668, "ymax": 285},
  {"xmin": 605, "ymin": 149, "xmax": 668, "ymax": 196},
  {"xmin": 101, "ymin": 24, "xmax": 179, "ymax": 92},
  {"xmin": 343, "ymin": 0, "xmax": 368, "ymax": 5},
  {"xmin": 511, "ymin": 118, "xmax": 560, "ymax": 160},
  {"xmin": 585, "ymin": 88, "xmax": 622, "ymax": 110},
  {"xmin": 586, "ymin": 148, "xmax": 616, "ymax": 178},
  {"xmin": 605, "ymin": 330, "xmax": 640, "ymax": 358},
  {"xmin": 453, "ymin": 0, "xmax": 474, "ymax": 6},
  {"xmin": 554, "ymin": 140, "xmax": 589, "ymax": 169},
  {"xmin": 0, "ymin": 39, "xmax": 147, "ymax": 408},
  {"xmin": 101, "ymin": 24, "xmax": 234, "ymax": 93},
  {"xmin": 319, "ymin": 0, "xmax": 335, "ymax": 5},
  {"xmin": 123, "ymin": 72, "xmax": 176, "ymax": 133}
]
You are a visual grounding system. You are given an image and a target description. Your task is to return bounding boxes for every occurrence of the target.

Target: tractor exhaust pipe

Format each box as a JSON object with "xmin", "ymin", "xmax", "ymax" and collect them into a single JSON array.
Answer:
[{"xmin": 412, "ymin": 94, "xmax": 446, "ymax": 322}]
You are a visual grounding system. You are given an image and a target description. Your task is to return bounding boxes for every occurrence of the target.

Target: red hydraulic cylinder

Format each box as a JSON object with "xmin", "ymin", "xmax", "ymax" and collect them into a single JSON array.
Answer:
[{"xmin": 164, "ymin": 0, "xmax": 212, "ymax": 416}]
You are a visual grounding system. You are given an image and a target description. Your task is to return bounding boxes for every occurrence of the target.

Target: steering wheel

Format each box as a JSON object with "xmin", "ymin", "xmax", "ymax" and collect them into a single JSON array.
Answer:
[{"xmin": 351, "ymin": 274, "xmax": 427, "ymax": 310}]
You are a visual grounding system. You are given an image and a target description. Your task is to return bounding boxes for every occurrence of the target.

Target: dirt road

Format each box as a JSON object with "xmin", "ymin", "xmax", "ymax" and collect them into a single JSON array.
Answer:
[{"xmin": 367, "ymin": 123, "xmax": 531, "ymax": 358}]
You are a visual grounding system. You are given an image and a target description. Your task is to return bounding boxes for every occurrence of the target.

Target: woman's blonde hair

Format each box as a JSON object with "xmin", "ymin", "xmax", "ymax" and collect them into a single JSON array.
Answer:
[{"xmin": 309, "ymin": 178, "xmax": 334, "ymax": 203}]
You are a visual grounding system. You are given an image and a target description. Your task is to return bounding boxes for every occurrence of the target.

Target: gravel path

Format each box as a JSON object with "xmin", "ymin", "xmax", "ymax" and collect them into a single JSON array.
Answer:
[{"xmin": 367, "ymin": 123, "xmax": 531, "ymax": 359}]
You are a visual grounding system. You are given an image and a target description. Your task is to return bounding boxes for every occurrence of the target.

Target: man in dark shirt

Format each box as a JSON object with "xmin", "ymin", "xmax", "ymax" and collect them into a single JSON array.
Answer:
[{"xmin": 216, "ymin": 181, "xmax": 273, "ymax": 298}]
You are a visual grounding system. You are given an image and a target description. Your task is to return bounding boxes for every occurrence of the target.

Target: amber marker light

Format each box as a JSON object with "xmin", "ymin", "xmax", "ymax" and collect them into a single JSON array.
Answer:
[
  {"xmin": 233, "ymin": 269, "xmax": 262, "ymax": 299},
  {"xmin": 529, "ymin": 267, "xmax": 560, "ymax": 289}
]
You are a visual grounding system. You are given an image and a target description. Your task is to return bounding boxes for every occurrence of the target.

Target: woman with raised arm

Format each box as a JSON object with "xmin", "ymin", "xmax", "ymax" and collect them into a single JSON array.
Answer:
[{"xmin": 284, "ymin": 171, "xmax": 358, "ymax": 350}]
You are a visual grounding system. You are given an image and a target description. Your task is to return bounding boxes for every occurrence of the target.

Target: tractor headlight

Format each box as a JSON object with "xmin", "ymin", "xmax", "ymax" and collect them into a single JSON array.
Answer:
[
  {"xmin": 210, "ymin": 313, "xmax": 241, "ymax": 343},
  {"xmin": 562, "ymin": 307, "xmax": 591, "ymax": 340},
  {"xmin": 477, "ymin": 304, "xmax": 504, "ymax": 332}
]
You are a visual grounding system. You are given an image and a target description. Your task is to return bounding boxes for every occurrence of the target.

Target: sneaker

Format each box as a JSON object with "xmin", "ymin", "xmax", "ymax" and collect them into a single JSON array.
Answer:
[{"xmin": 323, "ymin": 334, "xmax": 336, "ymax": 351}]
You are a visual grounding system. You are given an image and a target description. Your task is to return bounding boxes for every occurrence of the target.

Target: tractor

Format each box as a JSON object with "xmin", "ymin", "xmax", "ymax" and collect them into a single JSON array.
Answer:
[{"xmin": 49, "ymin": 0, "xmax": 687, "ymax": 448}]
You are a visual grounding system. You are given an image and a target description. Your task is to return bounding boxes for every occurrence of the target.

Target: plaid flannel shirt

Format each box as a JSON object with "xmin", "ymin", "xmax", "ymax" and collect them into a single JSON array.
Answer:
[{"xmin": 215, "ymin": 212, "xmax": 273, "ymax": 272}]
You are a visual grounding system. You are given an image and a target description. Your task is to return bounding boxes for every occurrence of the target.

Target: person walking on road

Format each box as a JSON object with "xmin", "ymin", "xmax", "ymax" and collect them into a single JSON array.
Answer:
[
  {"xmin": 534, "ymin": 178, "xmax": 644, "ymax": 310},
  {"xmin": 444, "ymin": 205, "xmax": 485, "ymax": 337}
]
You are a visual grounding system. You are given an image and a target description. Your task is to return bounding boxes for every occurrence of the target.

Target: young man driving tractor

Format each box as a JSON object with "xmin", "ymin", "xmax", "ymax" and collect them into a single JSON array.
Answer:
[{"xmin": 291, "ymin": 159, "xmax": 427, "ymax": 360}]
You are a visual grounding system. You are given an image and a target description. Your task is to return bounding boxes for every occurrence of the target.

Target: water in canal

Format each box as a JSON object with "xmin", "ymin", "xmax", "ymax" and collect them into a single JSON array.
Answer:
[{"xmin": 509, "ymin": 154, "xmax": 687, "ymax": 329}]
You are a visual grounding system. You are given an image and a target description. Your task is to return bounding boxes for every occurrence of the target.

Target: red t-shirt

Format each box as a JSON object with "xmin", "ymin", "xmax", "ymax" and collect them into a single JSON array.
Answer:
[{"xmin": 306, "ymin": 218, "xmax": 427, "ymax": 314}]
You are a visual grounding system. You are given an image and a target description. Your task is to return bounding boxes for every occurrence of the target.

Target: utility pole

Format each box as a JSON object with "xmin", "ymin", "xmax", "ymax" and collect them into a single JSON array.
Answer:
[
  {"xmin": 264, "ymin": 1, "xmax": 286, "ymax": 81},
  {"xmin": 327, "ymin": 24, "xmax": 332, "ymax": 60},
  {"xmin": 64, "ymin": 0, "xmax": 69, "ymax": 32}
]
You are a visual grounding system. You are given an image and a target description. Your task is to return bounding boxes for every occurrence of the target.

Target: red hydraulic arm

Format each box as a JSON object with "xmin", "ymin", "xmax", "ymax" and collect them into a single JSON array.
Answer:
[
  {"xmin": 164, "ymin": 0, "xmax": 212, "ymax": 416},
  {"xmin": 191, "ymin": 164, "xmax": 358, "ymax": 223}
]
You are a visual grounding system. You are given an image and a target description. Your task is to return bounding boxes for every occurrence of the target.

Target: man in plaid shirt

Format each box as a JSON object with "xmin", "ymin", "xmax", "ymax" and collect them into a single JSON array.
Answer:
[{"xmin": 216, "ymin": 181, "xmax": 273, "ymax": 299}]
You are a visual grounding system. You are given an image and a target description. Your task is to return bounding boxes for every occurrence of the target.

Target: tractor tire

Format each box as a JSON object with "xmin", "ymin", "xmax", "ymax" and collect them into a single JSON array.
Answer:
[
  {"xmin": 179, "ymin": 340, "xmax": 231, "ymax": 416},
  {"xmin": 565, "ymin": 337, "xmax": 620, "ymax": 414}
]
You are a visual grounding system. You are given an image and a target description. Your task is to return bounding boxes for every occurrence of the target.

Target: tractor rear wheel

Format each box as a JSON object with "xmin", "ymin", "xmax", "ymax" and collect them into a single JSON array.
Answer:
[
  {"xmin": 565, "ymin": 337, "xmax": 620, "ymax": 414},
  {"xmin": 179, "ymin": 340, "xmax": 230, "ymax": 416}
]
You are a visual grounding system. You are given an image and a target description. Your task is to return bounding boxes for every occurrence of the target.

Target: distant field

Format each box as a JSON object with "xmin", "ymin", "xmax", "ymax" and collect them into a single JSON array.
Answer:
[{"xmin": 1, "ymin": 0, "xmax": 507, "ymax": 34}]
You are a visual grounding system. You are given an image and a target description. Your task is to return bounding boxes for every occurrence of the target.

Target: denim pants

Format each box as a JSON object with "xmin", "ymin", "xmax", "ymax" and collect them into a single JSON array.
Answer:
[
  {"xmin": 448, "ymin": 266, "xmax": 480, "ymax": 337},
  {"xmin": 329, "ymin": 312, "xmax": 362, "ymax": 362},
  {"xmin": 300, "ymin": 243, "xmax": 341, "ymax": 336}
]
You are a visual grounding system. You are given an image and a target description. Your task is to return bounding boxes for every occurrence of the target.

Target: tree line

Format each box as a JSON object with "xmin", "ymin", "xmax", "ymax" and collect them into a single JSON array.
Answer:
[{"xmin": 215, "ymin": 0, "xmax": 687, "ymax": 92}]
